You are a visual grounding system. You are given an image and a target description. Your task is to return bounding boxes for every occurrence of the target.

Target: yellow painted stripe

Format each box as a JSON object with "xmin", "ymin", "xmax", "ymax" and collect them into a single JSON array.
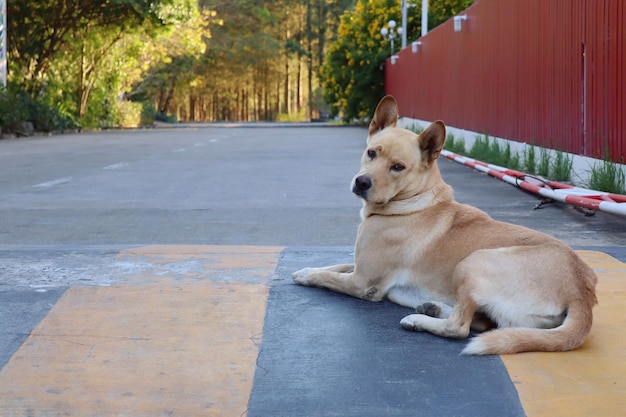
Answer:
[
  {"xmin": 0, "ymin": 245, "xmax": 283, "ymax": 416},
  {"xmin": 503, "ymin": 250, "xmax": 626, "ymax": 417}
]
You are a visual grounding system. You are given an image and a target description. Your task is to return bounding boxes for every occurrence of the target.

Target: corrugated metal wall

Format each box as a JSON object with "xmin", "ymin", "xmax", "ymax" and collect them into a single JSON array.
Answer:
[{"xmin": 384, "ymin": 0, "xmax": 625, "ymax": 162}]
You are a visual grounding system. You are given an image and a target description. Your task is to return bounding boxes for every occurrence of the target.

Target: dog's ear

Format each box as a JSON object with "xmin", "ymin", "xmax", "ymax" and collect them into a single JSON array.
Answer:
[
  {"xmin": 368, "ymin": 95, "xmax": 398, "ymax": 136},
  {"xmin": 418, "ymin": 120, "xmax": 446, "ymax": 163}
]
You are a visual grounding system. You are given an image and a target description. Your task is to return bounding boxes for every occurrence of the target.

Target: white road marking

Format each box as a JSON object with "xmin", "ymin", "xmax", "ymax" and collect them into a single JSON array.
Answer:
[
  {"xmin": 33, "ymin": 177, "xmax": 73, "ymax": 188},
  {"xmin": 102, "ymin": 162, "xmax": 129, "ymax": 170}
]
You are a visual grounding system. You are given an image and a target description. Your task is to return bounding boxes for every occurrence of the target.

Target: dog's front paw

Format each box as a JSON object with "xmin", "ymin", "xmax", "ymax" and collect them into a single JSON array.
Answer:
[
  {"xmin": 292, "ymin": 268, "xmax": 315, "ymax": 286},
  {"xmin": 400, "ymin": 314, "xmax": 426, "ymax": 332}
]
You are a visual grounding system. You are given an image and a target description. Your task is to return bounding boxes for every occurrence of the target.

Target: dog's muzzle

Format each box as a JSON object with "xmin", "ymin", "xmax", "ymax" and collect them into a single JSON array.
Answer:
[{"xmin": 352, "ymin": 175, "xmax": 372, "ymax": 198}]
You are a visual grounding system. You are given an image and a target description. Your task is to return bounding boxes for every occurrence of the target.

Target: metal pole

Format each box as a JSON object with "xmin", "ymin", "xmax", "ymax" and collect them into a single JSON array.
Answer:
[
  {"xmin": 0, "ymin": 0, "xmax": 6, "ymax": 86},
  {"xmin": 421, "ymin": 0, "xmax": 428, "ymax": 37},
  {"xmin": 401, "ymin": 0, "xmax": 408, "ymax": 48}
]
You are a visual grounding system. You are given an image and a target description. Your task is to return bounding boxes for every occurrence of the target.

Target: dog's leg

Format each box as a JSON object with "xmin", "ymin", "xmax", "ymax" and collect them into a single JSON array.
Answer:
[
  {"xmin": 292, "ymin": 265, "xmax": 384, "ymax": 301},
  {"xmin": 400, "ymin": 267, "xmax": 478, "ymax": 338},
  {"xmin": 400, "ymin": 300, "xmax": 476, "ymax": 339}
]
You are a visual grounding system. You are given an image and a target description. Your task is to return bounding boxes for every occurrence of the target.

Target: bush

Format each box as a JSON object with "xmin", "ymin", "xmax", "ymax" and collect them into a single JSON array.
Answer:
[
  {"xmin": 444, "ymin": 133, "xmax": 466, "ymax": 154},
  {"xmin": 469, "ymin": 134, "xmax": 520, "ymax": 170},
  {"xmin": 523, "ymin": 144, "xmax": 537, "ymax": 174},
  {"xmin": 587, "ymin": 157, "xmax": 626, "ymax": 194},
  {"xmin": 155, "ymin": 112, "xmax": 178, "ymax": 123},
  {"xmin": 0, "ymin": 86, "xmax": 77, "ymax": 133},
  {"xmin": 116, "ymin": 101, "xmax": 143, "ymax": 128},
  {"xmin": 0, "ymin": 87, "xmax": 28, "ymax": 132},
  {"xmin": 140, "ymin": 103, "xmax": 156, "ymax": 126},
  {"xmin": 550, "ymin": 150, "xmax": 573, "ymax": 182}
]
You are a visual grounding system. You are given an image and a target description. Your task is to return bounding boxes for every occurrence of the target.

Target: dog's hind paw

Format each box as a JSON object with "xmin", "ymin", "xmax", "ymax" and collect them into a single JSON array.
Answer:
[{"xmin": 416, "ymin": 302, "xmax": 441, "ymax": 317}]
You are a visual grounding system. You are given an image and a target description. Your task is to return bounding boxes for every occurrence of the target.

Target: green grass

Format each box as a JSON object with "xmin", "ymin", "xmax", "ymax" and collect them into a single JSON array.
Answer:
[
  {"xmin": 587, "ymin": 158, "xmax": 626, "ymax": 194},
  {"xmin": 523, "ymin": 145, "xmax": 537, "ymax": 174},
  {"xmin": 537, "ymin": 147, "xmax": 551, "ymax": 177},
  {"xmin": 550, "ymin": 150, "xmax": 573, "ymax": 182},
  {"xmin": 406, "ymin": 127, "xmax": 592, "ymax": 186},
  {"xmin": 468, "ymin": 134, "xmax": 520, "ymax": 170},
  {"xmin": 407, "ymin": 123, "xmax": 424, "ymax": 134},
  {"xmin": 444, "ymin": 133, "xmax": 466, "ymax": 154}
]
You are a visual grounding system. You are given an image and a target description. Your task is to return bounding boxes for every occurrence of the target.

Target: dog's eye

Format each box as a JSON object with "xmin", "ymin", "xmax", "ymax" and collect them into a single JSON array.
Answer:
[
  {"xmin": 367, "ymin": 149, "xmax": 376, "ymax": 159},
  {"xmin": 391, "ymin": 163, "xmax": 405, "ymax": 172}
]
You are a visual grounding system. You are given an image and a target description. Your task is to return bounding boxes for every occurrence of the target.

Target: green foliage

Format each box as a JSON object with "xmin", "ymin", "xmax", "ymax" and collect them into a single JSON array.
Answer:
[
  {"xmin": 0, "ymin": 85, "xmax": 78, "ymax": 133},
  {"xmin": 4, "ymin": 0, "xmax": 195, "ymax": 131},
  {"xmin": 116, "ymin": 102, "xmax": 143, "ymax": 128},
  {"xmin": 320, "ymin": 0, "xmax": 473, "ymax": 121},
  {"xmin": 277, "ymin": 110, "xmax": 307, "ymax": 122},
  {"xmin": 428, "ymin": 0, "xmax": 475, "ymax": 29},
  {"xmin": 0, "ymin": 87, "xmax": 29, "ymax": 132},
  {"xmin": 587, "ymin": 157, "xmax": 626, "ymax": 194},
  {"xmin": 444, "ymin": 133, "xmax": 466, "ymax": 154},
  {"xmin": 320, "ymin": 0, "xmax": 408, "ymax": 121},
  {"xmin": 469, "ymin": 134, "xmax": 520, "ymax": 170},
  {"xmin": 524, "ymin": 144, "xmax": 571, "ymax": 181},
  {"xmin": 538, "ymin": 147, "xmax": 551, "ymax": 177},
  {"xmin": 155, "ymin": 112, "xmax": 179, "ymax": 123},
  {"xmin": 523, "ymin": 144, "xmax": 537, "ymax": 174},
  {"xmin": 550, "ymin": 151, "xmax": 573, "ymax": 182},
  {"xmin": 4, "ymin": 0, "xmax": 472, "ymax": 130},
  {"xmin": 408, "ymin": 124, "xmax": 424, "ymax": 134},
  {"xmin": 8, "ymin": 0, "xmax": 173, "ymax": 95}
]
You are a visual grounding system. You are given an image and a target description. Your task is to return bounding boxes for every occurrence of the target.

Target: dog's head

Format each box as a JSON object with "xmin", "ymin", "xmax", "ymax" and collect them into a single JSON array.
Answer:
[{"xmin": 352, "ymin": 95, "xmax": 446, "ymax": 206}]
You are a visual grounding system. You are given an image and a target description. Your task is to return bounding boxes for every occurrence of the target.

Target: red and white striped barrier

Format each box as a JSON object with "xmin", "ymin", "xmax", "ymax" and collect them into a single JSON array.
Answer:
[{"xmin": 441, "ymin": 150, "xmax": 626, "ymax": 217}]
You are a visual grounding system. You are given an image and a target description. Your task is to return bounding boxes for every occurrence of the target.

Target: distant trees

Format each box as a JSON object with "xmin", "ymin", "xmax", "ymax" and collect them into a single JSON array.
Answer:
[
  {"xmin": 5, "ymin": 0, "xmax": 190, "ymax": 130},
  {"xmin": 1, "ymin": 0, "xmax": 472, "ymax": 131}
]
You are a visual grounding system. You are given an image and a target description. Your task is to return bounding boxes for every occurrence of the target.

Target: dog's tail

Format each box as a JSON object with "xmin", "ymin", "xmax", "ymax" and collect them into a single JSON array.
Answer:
[{"xmin": 461, "ymin": 298, "xmax": 594, "ymax": 355}]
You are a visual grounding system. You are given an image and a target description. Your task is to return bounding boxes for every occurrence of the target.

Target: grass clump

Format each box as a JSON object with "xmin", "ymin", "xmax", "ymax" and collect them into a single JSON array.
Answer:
[
  {"xmin": 444, "ymin": 133, "xmax": 466, "ymax": 154},
  {"xmin": 587, "ymin": 157, "xmax": 626, "ymax": 194},
  {"xmin": 469, "ymin": 134, "xmax": 520, "ymax": 170},
  {"xmin": 537, "ymin": 147, "xmax": 551, "ymax": 177},
  {"xmin": 550, "ymin": 151, "xmax": 573, "ymax": 182},
  {"xmin": 407, "ymin": 123, "xmax": 424, "ymax": 134},
  {"xmin": 523, "ymin": 145, "xmax": 537, "ymax": 174}
]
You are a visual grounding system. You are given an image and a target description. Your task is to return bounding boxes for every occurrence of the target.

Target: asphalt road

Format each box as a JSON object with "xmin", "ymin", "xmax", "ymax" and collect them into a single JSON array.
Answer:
[
  {"xmin": 0, "ymin": 125, "xmax": 621, "ymax": 289},
  {"xmin": 1, "ymin": 125, "xmax": 625, "ymax": 416},
  {"xmin": 2, "ymin": 125, "xmax": 624, "ymax": 248}
]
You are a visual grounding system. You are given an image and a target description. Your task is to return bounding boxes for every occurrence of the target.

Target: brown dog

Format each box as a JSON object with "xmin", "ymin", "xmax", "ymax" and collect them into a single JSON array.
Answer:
[{"xmin": 292, "ymin": 95, "xmax": 598, "ymax": 355}]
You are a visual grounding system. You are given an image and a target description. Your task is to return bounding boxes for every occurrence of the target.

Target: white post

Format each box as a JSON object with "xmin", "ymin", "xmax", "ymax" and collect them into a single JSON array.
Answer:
[
  {"xmin": 421, "ymin": 0, "xmax": 428, "ymax": 37},
  {"xmin": 0, "ymin": 0, "xmax": 6, "ymax": 86},
  {"xmin": 401, "ymin": 0, "xmax": 408, "ymax": 48}
]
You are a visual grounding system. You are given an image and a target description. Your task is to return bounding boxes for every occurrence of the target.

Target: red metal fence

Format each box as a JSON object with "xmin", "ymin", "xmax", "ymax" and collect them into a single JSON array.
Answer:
[{"xmin": 384, "ymin": 0, "xmax": 625, "ymax": 163}]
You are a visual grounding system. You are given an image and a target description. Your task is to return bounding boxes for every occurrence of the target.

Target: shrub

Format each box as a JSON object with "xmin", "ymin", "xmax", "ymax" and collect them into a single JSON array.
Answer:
[
  {"xmin": 523, "ymin": 144, "xmax": 537, "ymax": 174},
  {"xmin": 550, "ymin": 150, "xmax": 573, "ymax": 182},
  {"xmin": 116, "ymin": 101, "xmax": 143, "ymax": 128},
  {"xmin": 155, "ymin": 112, "xmax": 178, "ymax": 123},
  {"xmin": 0, "ymin": 86, "xmax": 78, "ymax": 133},
  {"xmin": 537, "ymin": 147, "xmax": 551, "ymax": 177},
  {"xmin": 444, "ymin": 133, "xmax": 466, "ymax": 154},
  {"xmin": 587, "ymin": 157, "xmax": 626, "ymax": 194}
]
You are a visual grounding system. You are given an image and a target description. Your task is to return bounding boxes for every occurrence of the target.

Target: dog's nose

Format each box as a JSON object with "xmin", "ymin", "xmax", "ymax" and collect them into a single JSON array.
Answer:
[{"xmin": 353, "ymin": 175, "xmax": 372, "ymax": 193}]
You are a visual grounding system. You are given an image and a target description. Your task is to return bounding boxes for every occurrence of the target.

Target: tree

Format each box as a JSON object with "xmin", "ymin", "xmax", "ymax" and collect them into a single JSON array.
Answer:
[
  {"xmin": 320, "ymin": 0, "xmax": 473, "ymax": 121},
  {"xmin": 8, "ymin": 0, "xmax": 170, "ymax": 96},
  {"xmin": 125, "ymin": 3, "xmax": 209, "ymax": 117},
  {"xmin": 320, "ymin": 0, "xmax": 410, "ymax": 121},
  {"xmin": 5, "ymin": 0, "xmax": 359, "ymax": 127}
]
